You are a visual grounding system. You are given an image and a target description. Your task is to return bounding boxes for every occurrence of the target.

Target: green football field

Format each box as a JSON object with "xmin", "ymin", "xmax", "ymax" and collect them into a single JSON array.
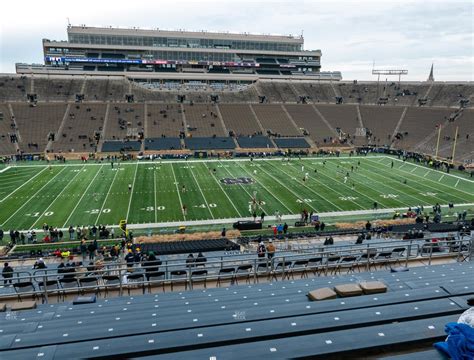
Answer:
[{"xmin": 0, "ymin": 155, "xmax": 473, "ymax": 231}]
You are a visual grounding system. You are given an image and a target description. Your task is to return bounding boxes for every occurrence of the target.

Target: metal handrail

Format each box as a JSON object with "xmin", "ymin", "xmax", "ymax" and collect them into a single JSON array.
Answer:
[{"xmin": 0, "ymin": 237, "xmax": 470, "ymax": 302}]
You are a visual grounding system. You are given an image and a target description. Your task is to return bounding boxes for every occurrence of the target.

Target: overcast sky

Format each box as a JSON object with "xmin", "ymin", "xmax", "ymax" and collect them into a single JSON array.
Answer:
[{"xmin": 0, "ymin": 0, "xmax": 472, "ymax": 81}]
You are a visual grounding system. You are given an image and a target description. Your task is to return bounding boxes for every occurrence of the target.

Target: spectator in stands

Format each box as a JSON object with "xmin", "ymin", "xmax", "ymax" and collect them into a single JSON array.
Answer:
[
  {"xmin": 80, "ymin": 240, "xmax": 87, "ymax": 262},
  {"xmin": 143, "ymin": 252, "xmax": 162, "ymax": 281},
  {"xmin": 88, "ymin": 241, "xmax": 96, "ymax": 261},
  {"xmin": 2, "ymin": 262, "xmax": 13, "ymax": 286},
  {"xmin": 323, "ymin": 237, "xmax": 334, "ymax": 246},
  {"xmin": 257, "ymin": 241, "xmax": 266, "ymax": 258},
  {"xmin": 33, "ymin": 258, "xmax": 47, "ymax": 269},
  {"xmin": 266, "ymin": 240, "xmax": 276, "ymax": 259},
  {"xmin": 125, "ymin": 249, "xmax": 135, "ymax": 270},
  {"xmin": 186, "ymin": 253, "xmax": 195, "ymax": 268},
  {"xmin": 196, "ymin": 252, "xmax": 207, "ymax": 267},
  {"xmin": 0, "ymin": 229, "xmax": 3, "ymax": 242}
]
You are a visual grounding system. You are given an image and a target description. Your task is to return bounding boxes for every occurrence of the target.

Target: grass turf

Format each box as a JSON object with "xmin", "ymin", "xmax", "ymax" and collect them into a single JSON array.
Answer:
[{"xmin": 0, "ymin": 155, "xmax": 472, "ymax": 231}]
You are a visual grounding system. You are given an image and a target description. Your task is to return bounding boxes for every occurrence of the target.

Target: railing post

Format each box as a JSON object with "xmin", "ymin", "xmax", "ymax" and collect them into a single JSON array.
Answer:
[
  {"xmin": 42, "ymin": 274, "xmax": 49, "ymax": 304},
  {"xmin": 253, "ymin": 258, "xmax": 257, "ymax": 284},
  {"xmin": 405, "ymin": 240, "xmax": 411, "ymax": 267},
  {"xmin": 366, "ymin": 244, "xmax": 370, "ymax": 272},
  {"xmin": 428, "ymin": 242, "xmax": 433, "ymax": 266},
  {"xmin": 118, "ymin": 267, "xmax": 123, "ymax": 297},
  {"xmin": 188, "ymin": 268, "xmax": 192, "ymax": 290}
]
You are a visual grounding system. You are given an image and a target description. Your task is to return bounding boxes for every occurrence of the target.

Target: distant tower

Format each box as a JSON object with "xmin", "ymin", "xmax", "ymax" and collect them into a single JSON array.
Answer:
[{"xmin": 427, "ymin": 63, "xmax": 434, "ymax": 82}]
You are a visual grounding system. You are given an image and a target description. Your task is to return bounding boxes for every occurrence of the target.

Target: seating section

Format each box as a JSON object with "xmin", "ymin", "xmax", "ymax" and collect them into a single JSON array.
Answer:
[
  {"xmin": 34, "ymin": 78, "xmax": 83, "ymax": 101},
  {"xmin": 12, "ymin": 104, "xmax": 67, "ymax": 153},
  {"xmin": 0, "ymin": 262, "xmax": 471, "ymax": 359},
  {"xmin": 316, "ymin": 104, "xmax": 359, "ymax": 142},
  {"xmin": 237, "ymin": 136, "xmax": 274, "ymax": 148},
  {"xmin": 141, "ymin": 239, "xmax": 239, "ymax": 255},
  {"xmin": 183, "ymin": 104, "xmax": 226, "ymax": 137},
  {"xmin": 252, "ymin": 104, "xmax": 301, "ymax": 136},
  {"xmin": 0, "ymin": 76, "xmax": 29, "ymax": 101},
  {"xmin": 359, "ymin": 105, "xmax": 404, "ymax": 146},
  {"xmin": 144, "ymin": 137, "xmax": 181, "ymax": 151},
  {"xmin": 52, "ymin": 103, "xmax": 106, "ymax": 153},
  {"xmin": 185, "ymin": 137, "xmax": 235, "ymax": 150},
  {"xmin": 284, "ymin": 104, "xmax": 335, "ymax": 145},
  {"xmin": 337, "ymin": 82, "xmax": 379, "ymax": 104},
  {"xmin": 393, "ymin": 108, "xmax": 455, "ymax": 150},
  {"xmin": 146, "ymin": 104, "xmax": 184, "ymax": 138},
  {"xmin": 274, "ymin": 137, "xmax": 310, "ymax": 148},
  {"xmin": 291, "ymin": 82, "xmax": 333, "ymax": 102},
  {"xmin": 102, "ymin": 140, "xmax": 141, "ymax": 152},
  {"xmin": 105, "ymin": 104, "xmax": 145, "ymax": 140},
  {"xmin": 256, "ymin": 81, "xmax": 297, "ymax": 102},
  {"xmin": 219, "ymin": 104, "xmax": 263, "ymax": 136},
  {"xmin": 0, "ymin": 104, "xmax": 17, "ymax": 155}
]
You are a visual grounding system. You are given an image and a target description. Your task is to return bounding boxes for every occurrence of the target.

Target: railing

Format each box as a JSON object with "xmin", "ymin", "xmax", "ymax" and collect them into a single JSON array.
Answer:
[{"xmin": 0, "ymin": 237, "xmax": 470, "ymax": 303}]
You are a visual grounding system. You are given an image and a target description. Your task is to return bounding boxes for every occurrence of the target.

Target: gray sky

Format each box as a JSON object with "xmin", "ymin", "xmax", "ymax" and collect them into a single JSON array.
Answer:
[{"xmin": 0, "ymin": 0, "xmax": 472, "ymax": 81}]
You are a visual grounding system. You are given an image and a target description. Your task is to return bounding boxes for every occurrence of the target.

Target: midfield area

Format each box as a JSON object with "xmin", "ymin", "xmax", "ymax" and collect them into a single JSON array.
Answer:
[{"xmin": 0, "ymin": 156, "xmax": 472, "ymax": 230}]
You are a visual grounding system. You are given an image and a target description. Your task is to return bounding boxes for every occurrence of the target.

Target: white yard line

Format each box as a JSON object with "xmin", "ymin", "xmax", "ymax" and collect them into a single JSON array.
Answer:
[
  {"xmin": 19, "ymin": 202, "xmax": 474, "ymax": 233},
  {"xmin": 30, "ymin": 166, "xmax": 86, "ymax": 230},
  {"xmin": 368, "ymin": 158, "xmax": 472, "ymax": 200},
  {"xmin": 126, "ymin": 162, "xmax": 139, "ymax": 221},
  {"xmin": 423, "ymin": 171, "xmax": 430, "ymax": 178},
  {"xmin": 389, "ymin": 156, "xmax": 473, "ymax": 183},
  {"xmin": 363, "ymin": 159, "xmax": 454, "ymax": 205},
  {"xmin": 63, "ymin": 165, "xmax": 103, "ymax": 227},
  {"xmin": 187, "ymin": 164, "xmax": 215, "ymax": 219},
  {"xmin": 278, "ymin": 161, "xmax": 361, "ymax": 210},
  {"xmin": 410, "ymin": 167, "xmax": 417, "ymax": 173},
  {"xmin": 95, "ymin": 166, "xmax": 121, "ymax": 224},
  {"xmin": 256, "ymin": 162, "xmax": 320, "ymax": 212},
  {"xmin": 236, "ymin": 161, "xmax": 293, "ymax": 213},
  {"xmin": 170, "ymin": 163, "xmax": 186, "ymax": 221},
  {"xmin": 0, "ymin": 167, "xmax": 67, "ymax": 227},
  {"xmin": 204, "ymin": 164, "xmax": 242, "ymax": 217},
  {"xmin": 439, "ymin": 175, "xmax": 445, "ymax": 182},
  {"xmin": 303, "ymin": 160, "xmax": 399, "ymax": 209},
  {"xmin": 220, "ymin": 161, "xmax": 269, "ymax": 215},
  {"xmin": 154, "ymin": 169, "xmax": 158, "ymax": 223},
  {"xmin": 455, "ymin": 179, "xmax": 460, "ymax": 187},
  {"xmin": 0, "ymin": 167, "xmax": 10, "ymax": 174},
  {"xmin": 0, "ymin": 167, "xmax": 48, "ymax": 203}
]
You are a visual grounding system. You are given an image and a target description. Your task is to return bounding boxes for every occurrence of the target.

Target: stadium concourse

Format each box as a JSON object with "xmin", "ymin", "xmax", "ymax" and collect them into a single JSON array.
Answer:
[{"xmin": 0, "ymin": 75, "xmax": 473, "ymax": 359}]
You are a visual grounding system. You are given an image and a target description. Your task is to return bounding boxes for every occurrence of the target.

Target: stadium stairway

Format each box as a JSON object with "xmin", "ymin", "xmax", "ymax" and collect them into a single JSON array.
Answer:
[{"xmin": 0, "ymin": 262, "xmax": 472, "ymax": 359}]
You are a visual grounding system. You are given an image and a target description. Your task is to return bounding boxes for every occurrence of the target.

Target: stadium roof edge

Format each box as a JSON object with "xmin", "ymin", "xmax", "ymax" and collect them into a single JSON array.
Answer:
[{"xmin": 67, "ymin": 25, "xmax": 305, "ymax": 43}]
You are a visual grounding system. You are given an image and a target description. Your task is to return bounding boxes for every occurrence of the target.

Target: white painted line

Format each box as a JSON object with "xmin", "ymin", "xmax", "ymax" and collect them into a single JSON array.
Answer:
[
  {"xmin": 410, "ymin": 167, "xmax": 417, "ymax": 173},
  {"xmin": 0, "ymin": 167, "xmax": 48, "ymax": 203},
  {"xmin": 188, "ymin": 164, "xmax": 214, "ymax": 219},
  {"xmin": 0, "ymin": 167, "xmax": 68, "ymax": 227},
  {"xmin": 30, "ymin": 165, "xmax": 86, "ymax": 230},
  {"xmin": 126, "ymin": 162, "xmax": 139, "ymax": 221},
  {"xmin": 63, "ymin": 165, "xmax": 104, "ymax": 228},
  {"xmin": 170, "ymin": 163, "xmax": 186, "ymax": 221},
  {"xmin": 153, "ymin": 169, "xmax": 158, "ymax": 223},
  {"xmin": 238, "ymin": 161, "xmax": 294, "ymax": 213},
  {"xmin": 455, "ymin": 179, "xmax": 460, "ymax": 187},
  {"xmin": 439, "ymin": 175, "xmax": 445, "ymax": 182},
  {"xmin": 95, "ymin": 165, "xmax": 120, "ymax": 224},
  {"xmin": 205, "ymin": 164, "xmax": 242, "ymax": 217},
  {"xmin": 423, "ymin": 171, "xmax": 430, "ymax": 178},
  {"xmin": 0, "ymin": 167, "xmax": 10, "ymax": 174}
]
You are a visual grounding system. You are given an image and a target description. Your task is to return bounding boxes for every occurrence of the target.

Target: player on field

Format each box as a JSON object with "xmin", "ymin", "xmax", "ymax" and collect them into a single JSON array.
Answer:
[
  {"xmin": 128, "ymin": 184, "xmax": 132, "ymax": 192},
  {"xmin": 182, "ymin": 205, "xmax": 187, "ymax": 216},
  {"xmin": 182, "ymin": 184, "xmax": 186, "ymax": 193}
]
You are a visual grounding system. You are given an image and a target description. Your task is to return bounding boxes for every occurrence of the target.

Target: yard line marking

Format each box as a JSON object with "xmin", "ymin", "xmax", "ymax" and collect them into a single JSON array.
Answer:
[
  {"xmin": 126, "ymin": 162, "xmax": 139, "ymax": 221},
  {"xmin": 256, "ymin": 162, "xmax": 320, "ymax": 212},
  {"xmin": 204, "ymin": 164, "xmax": 242, "ymax": 217},
  {"xmin": 439, "ymin": 175, "xmax": 445, "ymax": 182},
  {"xmin": 235, "ymin": 161, "xmax": 293, "ymax": 213},
  {"xmin": 410, "ymin": 167, "xmax": 417, "ymax": 173},
  {"xmin": 368, "ymin": 158, "xmax": 472, "ymax": 200},
  {"xmin": 0, "ymin": 167, "xmax": 48, "ymax": 203},
  {"xmin": 399, "ymin": 164, "xmax": 406, "ymax": 170},
  {"xmin": 63, "ymin": 165, "xmax": 103, "ymax": 228},
  {"xmin": 269, "ymin": 161, "xmax": 348, "ymax": 211},
  {"xmin": 30, "ymin": 166, "xmax": 86, "ymax": 230},
  {"xmin": 187, "ymin": 164, "xmax": 214, "ymax": 219},
  {"xmin": 0, "ymin": 167, "xmax": 67, "ymax": 227},
  {"xmin": 362, "ymin": 162, "xmax": 436, "ymax": 206},
  {"xmin": 153, "ymin": 169, "xmax": 158, "ymax": 223},
  {"xmin": 220, "ymin": 161, "xmax": 269, "ymax": 215},
  {"xmin": 303, "ymin": 160, "xmax": 396, "ymax": 209},
  {"xmin": 95, "ymin": 165, "xmax": 120, "ymax": 225},
  {"xmin": 423, "ymin": 171, "xmax": 430, "ymax": 178},
  {"xmin": 455, "ymin": 179, "xmax": 460, "ymax": 187},
  {"xmin": 388, "ymin": 156, "xmax": 473, "ymax": 183},
  {"xmin": 170, "ymin": 163, "xmax": 186, "ymax": 221}
]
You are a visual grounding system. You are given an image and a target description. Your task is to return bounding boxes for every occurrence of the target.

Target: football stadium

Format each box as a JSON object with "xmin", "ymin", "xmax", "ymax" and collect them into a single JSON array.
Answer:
[{"xmin": 0, "ymin": 18, "xmax": 473, "ymax": 360}]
